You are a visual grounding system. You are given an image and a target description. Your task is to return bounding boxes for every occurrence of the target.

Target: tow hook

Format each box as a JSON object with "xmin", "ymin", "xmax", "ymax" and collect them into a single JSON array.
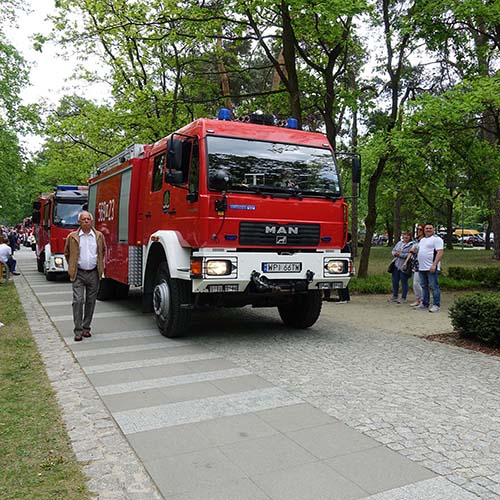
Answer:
[
  {"xmin": 306, "ymin": 270, "xmax": 314, "ymax": 283},
  {"xmin": 251, "ymin": 271, "xmax": 272, "ymax": 291}
]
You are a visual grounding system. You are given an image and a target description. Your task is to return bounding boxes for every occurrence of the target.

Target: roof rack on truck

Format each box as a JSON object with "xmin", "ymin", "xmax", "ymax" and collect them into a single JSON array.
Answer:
[{"xmin": 96, "ymin": 144, "xmax": 146, "ymax": 175}]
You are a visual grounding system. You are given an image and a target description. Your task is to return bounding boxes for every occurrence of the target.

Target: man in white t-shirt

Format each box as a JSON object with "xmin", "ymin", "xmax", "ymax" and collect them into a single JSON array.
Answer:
[{"xmin": 416, "ymin": 223, "xmax": 444, "ymax": 312}]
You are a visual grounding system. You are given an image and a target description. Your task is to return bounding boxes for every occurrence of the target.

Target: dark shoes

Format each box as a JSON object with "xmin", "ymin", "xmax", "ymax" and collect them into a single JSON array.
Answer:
[
  {"xmin": 74, "ymin": 329, "xmax": 91, "ymax": 341},
  {"xmin": 11, "ymin": 271, "xmax": 20, "ymax": 275}
]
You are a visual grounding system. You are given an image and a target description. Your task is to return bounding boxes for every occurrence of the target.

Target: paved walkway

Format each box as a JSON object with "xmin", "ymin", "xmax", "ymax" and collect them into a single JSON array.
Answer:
[{"xmin": 13, "ymin": 247, "xmax": 499, "ymax": 499}]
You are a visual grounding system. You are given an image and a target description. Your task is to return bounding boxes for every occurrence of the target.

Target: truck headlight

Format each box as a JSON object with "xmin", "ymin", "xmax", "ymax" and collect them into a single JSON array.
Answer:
[
  {"xmin": 206, "ymin": 260, "xmax": 232, "ymax": 276},
  {"xmin": 324, "ymin": 259, "xmax": 346, "ymax": 274},
  {"xmin": 54, "ymin": 257, "xmax": 64, "ymax": 268}
]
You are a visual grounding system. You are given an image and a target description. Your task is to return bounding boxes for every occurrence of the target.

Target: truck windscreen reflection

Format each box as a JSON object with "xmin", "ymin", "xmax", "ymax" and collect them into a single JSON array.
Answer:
[
  {"xmin": 53, "ymin": 202, "xmax": 86, "ymax": 227},
  {"xmin": 207, "ymin": 136, "xmax": 341, "ymax": 197}
]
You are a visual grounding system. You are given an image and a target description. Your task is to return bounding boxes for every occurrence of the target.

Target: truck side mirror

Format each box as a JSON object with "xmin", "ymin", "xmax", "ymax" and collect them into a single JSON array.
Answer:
[
  {"xmin": 352, "ymin": 156, "xmax": 361, "ymax": 184},
  {"xmin": 32, "ymin": 211, "xmax": 41, "ymax": 224}
]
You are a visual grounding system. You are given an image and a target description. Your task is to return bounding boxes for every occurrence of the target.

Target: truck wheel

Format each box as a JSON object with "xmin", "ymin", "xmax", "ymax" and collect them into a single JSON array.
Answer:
[
  {"xmin": 46, "ymin": 271, "xmax": 57, "ymax": 281},
  {"xmin": 37, "ymin": 253, "xmax": 44, "ymax": 273},
  {"xmin": 153, "ymin": 262, "xmax": 192, "ymax": 338},
  {"xmin": 278, "ymin": 291, "xmax": 322, "ymax": 329},
  {"xmin": 97, "ymin": 278, "xmax": 116, "ymax": 300}
]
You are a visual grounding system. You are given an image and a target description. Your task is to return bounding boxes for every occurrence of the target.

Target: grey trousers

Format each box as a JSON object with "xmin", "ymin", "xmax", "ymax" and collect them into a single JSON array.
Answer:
[{"xmin": 72, "ymin": 268, "xmax": 99, "ymax": 334}]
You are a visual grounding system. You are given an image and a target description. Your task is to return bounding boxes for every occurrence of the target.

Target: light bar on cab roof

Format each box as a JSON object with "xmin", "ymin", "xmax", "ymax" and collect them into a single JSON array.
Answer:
[
  {"xmin": 56, "ymin": 185, "xmax": 88, "ymax": 191},
  {"xmin": 216, "ymin": 108, "xmax": 299, "ymax": 129}
]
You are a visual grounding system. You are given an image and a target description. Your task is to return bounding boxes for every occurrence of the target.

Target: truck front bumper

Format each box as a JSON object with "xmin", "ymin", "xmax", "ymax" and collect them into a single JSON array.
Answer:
[{"xmin": 190, "ymin": 249, "xmax": 352, "ymax": 294}]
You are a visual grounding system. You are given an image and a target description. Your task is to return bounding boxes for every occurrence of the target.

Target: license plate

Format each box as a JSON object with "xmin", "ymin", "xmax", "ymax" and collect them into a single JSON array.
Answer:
[{"xmin": 262, "ymin": 262, "xmax": 302, "ymax": 273}]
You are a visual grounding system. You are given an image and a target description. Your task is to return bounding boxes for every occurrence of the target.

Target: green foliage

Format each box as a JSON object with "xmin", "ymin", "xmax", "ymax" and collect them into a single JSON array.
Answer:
[
  {"xmin": 449, "ymin": 292, "xmax": 500, "ymax": 344},
  {"xmin": 447, "ymin": 266, "xmax": 500, "ymax": 289}
]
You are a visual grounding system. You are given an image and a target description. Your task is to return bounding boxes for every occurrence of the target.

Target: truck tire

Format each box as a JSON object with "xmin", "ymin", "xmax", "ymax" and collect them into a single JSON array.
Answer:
[
  {"xmin": 97, "ymin": 278, "xmax": 116, "ymax": 300},
  {"xmin": 46, "ymin": 271, "xmax": 57, "ymax": 281},
  {"xmin": 278, "ymin": 290, "xmax": 322, "ymax": 329},
  {"xmin": 153, "ymin": 262, "xmax": 192, "ymax": 338},
  {"xmin": 37, "ymin": 253, "xmax": 44, "ymax": 273}
]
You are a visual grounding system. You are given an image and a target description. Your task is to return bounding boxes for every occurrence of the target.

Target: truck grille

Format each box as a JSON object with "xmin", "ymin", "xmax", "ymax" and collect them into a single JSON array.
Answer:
[{"xmin": 239, "ymin": 222, "xmax": 320, "ymax": 246}]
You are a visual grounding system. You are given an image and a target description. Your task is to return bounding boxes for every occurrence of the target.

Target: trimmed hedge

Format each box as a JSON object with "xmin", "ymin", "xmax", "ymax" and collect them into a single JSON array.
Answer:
[
  {"xmin": 447, "ymin": 266, "xmax": 500, "ymax": 289},
  {"xmin": 449, "ymin": 292, "xmax": 500, "ymax": 344}
]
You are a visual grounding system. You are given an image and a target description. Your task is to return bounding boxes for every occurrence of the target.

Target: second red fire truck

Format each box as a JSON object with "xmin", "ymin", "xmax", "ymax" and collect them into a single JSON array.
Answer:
[
  {"xmin": 32, "ymin": 185, "xmax": 88, "ymax": 280},
  {"xmin": 88, "ymin": 110, "xmax": 357, "ymax": 337}
]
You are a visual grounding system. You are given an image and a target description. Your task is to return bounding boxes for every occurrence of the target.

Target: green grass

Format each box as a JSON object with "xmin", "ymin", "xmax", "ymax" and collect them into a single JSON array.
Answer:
[
  {"xmin": 0, "ymin": 282, "xmax": 90, "ymax": 500},
  {"xmin": 350, "ymin": 246, "xmax": 500, "ymax": 294}
]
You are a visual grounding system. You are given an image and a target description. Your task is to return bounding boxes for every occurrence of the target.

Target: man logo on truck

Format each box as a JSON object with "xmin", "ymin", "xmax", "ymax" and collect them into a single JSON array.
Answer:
[{"xmin": 265, "ymin": 225, "xmax": 299, "ymax": 235}]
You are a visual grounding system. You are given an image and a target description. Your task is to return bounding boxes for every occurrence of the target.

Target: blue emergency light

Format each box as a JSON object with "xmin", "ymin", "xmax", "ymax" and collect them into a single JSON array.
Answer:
[{"xmin": 217, "ymin": 108, "xmax": 232, "ymax": 120}]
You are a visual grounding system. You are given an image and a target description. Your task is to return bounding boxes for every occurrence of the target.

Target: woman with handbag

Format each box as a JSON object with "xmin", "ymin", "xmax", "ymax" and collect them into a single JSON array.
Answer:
[{"xmin": 388, "ymin": 231, "xmax": 414, "ymax": 303}]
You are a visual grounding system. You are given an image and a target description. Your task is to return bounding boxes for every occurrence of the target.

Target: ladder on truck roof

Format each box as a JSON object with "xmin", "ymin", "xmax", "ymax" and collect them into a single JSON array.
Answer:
[{"xmin": 95, "ymin": 144, "xmax": 145, "ymax": 175}]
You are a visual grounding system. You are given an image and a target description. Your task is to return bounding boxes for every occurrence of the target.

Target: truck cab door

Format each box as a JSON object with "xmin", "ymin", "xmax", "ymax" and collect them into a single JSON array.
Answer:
[
  {"xmin": 164, "ymin": 136, "xmax": 200, "ymax": 244},
  {"xmin": 142, "ymin": 152, "xmax": 167, "ymax": 242}
]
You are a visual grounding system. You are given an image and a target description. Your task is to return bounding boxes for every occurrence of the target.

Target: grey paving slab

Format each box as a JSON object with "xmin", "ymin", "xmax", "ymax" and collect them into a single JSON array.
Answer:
[
  {"xmin": 52, "ymin": 310, "xmax": 141, "ymax": 322},
  {"xmin": 251, "ymin": 460, "xmax": 367, "ymax": 500},
  {"xmin": 137, "ymin": 357, "xmax": 239, "ymax": 380},
  {"xmin": 218, "ymin": 432, "xmax": 317, "ymax": 475},
  {"xmin": 73, "ymin": 335, "xmax": 181, "ymax": 351},
  {"xmin": 286, "ymin": 421, "xmax": 381, "ymax": 459},
  {"xmin": 56, "ymin": 315, "xmax": 158, "ymax": 337},
  {"xmin": 84, "ymin": 352, "xmax": 222, "ymax": 374},
  {"xmin": 74, "ymin": 341, "xmax": 178, "ymax": 358},
  {"xmin": 157, "ymin": 380, "xmax": 226, "ymax": 402},
  {"xmin": 127, "ymin": 423, "xmax": 213, "ymax": 461},
  {"xmin": 145, "ymin": 448, "xmax": 247, "ymax": 497},
  {"xmin": 168, "ymin": 478, "xmax": 271, "ymax": 500},
  {"xmin": 326, "ymin": 446, "xmax": 436, "ymax": 495},
  {"xmin": 194, "ymin": 412, "xmax": 279, "ymax": 446},
  {"xmin": 96, "ymin": 367, "xmax": 251, "ymax": 396},
  {"xmin": 87, "ymin": 367, "xmax": 153, "ymax": 387},
  {"xmin": 77, "ymin": 344, "xmax": 209, "ymax": 367},
  {"xmin": 255, "ymin": 402, "xmax": 338, "ymax": 432},
  {"xmin": 101, "ymin": 388, "xmax": 171, "ymax": 412},
  {"xmin": 209, "ymin": 374, "xmax": 274, "ymax": 393}
]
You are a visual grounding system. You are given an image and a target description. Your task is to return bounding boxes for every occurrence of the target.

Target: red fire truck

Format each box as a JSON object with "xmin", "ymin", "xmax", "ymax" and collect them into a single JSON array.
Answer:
[
  {"xmin": 32, "ymin": 185, "xmax": 88, "ymax": 280},
  {"xmin": 88, "ymin": 110, "xmax": 357, "ymax": 337}
]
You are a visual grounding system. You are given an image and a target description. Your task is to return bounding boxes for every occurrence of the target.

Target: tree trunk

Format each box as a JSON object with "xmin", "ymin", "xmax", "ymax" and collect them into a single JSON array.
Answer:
[
  {"xmin": 281, "ymin": 1, "xmax": 302, "ymax": 127},
  {"xmin": 445, "ymin": 197, "xmax": 454, "ymax": 250},
  {"xmin": 358, "ymin": 155, "xmax": 388, "ymax": 277},
  {"xmin": 350, "ymin": 107, "xmax": 359, "ymax": 257},
  {"xmin": 394, "ymin": 192, "xmax": 401, "ymax": 244}
]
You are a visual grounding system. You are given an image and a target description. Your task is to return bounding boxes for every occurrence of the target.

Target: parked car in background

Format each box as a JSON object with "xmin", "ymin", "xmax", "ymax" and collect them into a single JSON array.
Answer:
[
  {"xmin": 463, "ymin": 235, "xmax": 485, "ymax": 246},
  {"xmin": 437, "ymin": 232, "xmax": 459, "ymax": 244}
]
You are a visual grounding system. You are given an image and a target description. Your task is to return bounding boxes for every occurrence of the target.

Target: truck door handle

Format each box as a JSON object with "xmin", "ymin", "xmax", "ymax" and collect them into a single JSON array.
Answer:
[
  {"xmin": 145, "ymin": 212, "xmax": 152, "ymax": 218},
  {"xmin": 168, "ymin": 209, "xmax": 176, "ymax": 215}
]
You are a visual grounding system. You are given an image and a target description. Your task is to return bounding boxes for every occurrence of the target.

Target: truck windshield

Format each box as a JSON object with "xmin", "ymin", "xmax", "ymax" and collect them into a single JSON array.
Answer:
[
  {"xmin": 53, "ymin": 202, "xmax": 86, "ymax": 228},
  {"xmin": 207, "ymin": 136, "xmax": 341, "ymax": 197}
]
